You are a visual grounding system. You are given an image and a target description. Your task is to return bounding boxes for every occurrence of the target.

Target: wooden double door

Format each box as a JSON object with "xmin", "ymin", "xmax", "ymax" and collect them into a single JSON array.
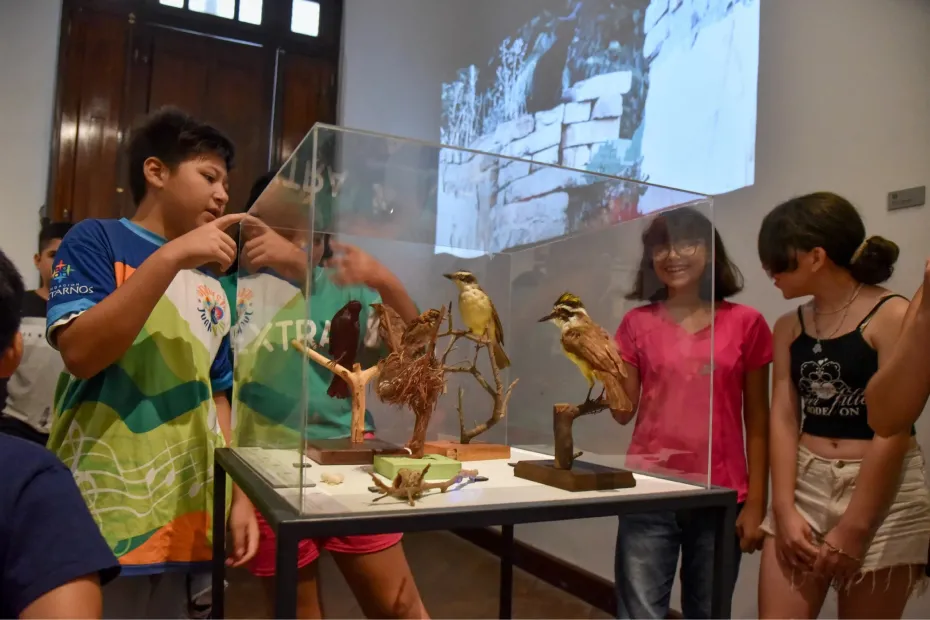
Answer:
[{"xmin": 50, "ymin": 7, "xmax": 336, "ymax": 222}]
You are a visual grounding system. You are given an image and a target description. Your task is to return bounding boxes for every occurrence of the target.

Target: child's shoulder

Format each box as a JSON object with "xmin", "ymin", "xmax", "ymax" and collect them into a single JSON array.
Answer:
[{"xmin": 718, "ymin": 301, "xmax": 768, "ymax": 327}]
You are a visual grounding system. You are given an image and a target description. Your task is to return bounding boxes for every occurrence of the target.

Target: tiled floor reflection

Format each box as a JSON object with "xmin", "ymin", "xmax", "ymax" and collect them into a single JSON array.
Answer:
[{"xmin": 226, "ymin": 530, "xmax": 610, "ymax": 619}]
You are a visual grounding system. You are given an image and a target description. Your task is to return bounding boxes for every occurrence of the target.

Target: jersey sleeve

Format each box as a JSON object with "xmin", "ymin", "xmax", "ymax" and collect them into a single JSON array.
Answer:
[
  {"xmin": 45, "ymin": 220, "xmax": 116, "ymax": 347},
  {"xmin": 211, "ymin": 334, "xmax": 234, "ymax": 393},
  {"xmin": 3, "ymin": 461, "xmax": 120, "ymax": 617},
  {"xmin": 743, "ymin": 310, "xmax": 774, "ymax": 371},
  {"xmin": 614, "ymin": 312, "xmax": 640, "ymax": 368}
]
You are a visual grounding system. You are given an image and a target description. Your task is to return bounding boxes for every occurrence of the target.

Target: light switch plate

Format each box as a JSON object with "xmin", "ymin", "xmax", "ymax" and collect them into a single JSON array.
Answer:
[{"xmin": 888, "ymin": 186, "xmax": 926, "ymax": 211}]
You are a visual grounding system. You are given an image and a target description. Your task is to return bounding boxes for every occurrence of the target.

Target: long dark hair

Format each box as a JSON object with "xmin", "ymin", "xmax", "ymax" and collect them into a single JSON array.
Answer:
[
  {"xmin": 627, "ymin": 207, "xmax": 743, "ymax": 302},
  {"xmin": 758, "ymin": 192, "xmax": 899, "ymax": 285}
]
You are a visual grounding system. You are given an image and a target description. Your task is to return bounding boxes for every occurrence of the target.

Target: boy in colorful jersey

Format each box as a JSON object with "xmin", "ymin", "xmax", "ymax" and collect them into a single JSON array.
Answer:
[
  {"xmin": 45, "ymin": 108, "xmax": 258, "ymax": 618},
  {"xmin": 225, "ymin": 170, "xmax": 426, "ymax": 618}
]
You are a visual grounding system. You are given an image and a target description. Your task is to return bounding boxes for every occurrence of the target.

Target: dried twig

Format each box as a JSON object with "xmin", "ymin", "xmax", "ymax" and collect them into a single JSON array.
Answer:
[
  {"xmin": 553, "ymin": 398, "xmax": 610, "ymax": 470},
  {"xmin": 437, "ymin": 304, "xmax": 519, "ymax": 444},
  {"xmin": 291, "ymin": 339, "xmax": 379, "ymax": 443},
  {"xmin": 368, "ymin": 464, "xmax": 478, "ymax": 506}
]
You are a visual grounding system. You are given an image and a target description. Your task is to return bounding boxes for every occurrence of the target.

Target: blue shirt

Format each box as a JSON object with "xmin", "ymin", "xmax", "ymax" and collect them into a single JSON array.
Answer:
[{"xmin": 0, "ymin": 435, "xmax": 120, "ymax": 617}]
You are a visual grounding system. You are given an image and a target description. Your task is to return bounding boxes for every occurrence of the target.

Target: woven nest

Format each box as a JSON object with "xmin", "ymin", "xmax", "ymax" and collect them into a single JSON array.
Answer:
[{"xmin": 375, "ymin": 351, "xmax": 445, "ymax": 414}]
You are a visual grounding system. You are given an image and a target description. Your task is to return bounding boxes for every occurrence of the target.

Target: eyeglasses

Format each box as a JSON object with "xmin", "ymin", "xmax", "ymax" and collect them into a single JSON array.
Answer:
[{"xmin": 651, "ymin": 241, "xmax": 702, "ymax": 261}]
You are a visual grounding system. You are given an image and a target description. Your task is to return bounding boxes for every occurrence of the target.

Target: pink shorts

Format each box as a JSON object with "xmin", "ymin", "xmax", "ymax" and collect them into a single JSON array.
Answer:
[{"xmin": 249, "ymin": 511, "xmax": 403, "ymax": 577}]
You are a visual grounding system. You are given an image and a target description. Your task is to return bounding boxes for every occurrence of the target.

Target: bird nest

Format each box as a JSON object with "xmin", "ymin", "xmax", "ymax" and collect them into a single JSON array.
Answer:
[{"xmin": 375, "ymin": 350, "xmax": 445, "ymax": 414}]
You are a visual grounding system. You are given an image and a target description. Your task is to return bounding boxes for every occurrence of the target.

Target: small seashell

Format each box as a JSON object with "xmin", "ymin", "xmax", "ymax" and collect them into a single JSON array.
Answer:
[{"xmin": 321, "ymin": 472, "xmax": 344, "ymax": 485}]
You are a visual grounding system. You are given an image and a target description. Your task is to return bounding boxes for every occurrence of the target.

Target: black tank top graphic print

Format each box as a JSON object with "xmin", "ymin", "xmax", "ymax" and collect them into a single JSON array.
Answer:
[{"xmin": 790, "ymin": 295, "xmax": 914, "ymax": 440}]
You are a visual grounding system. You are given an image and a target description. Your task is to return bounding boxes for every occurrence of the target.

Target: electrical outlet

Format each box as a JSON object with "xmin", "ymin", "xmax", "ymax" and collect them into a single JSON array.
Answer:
[{"xmin": 888, "ymin": 186, "xmax": 926, "ymax": 211}]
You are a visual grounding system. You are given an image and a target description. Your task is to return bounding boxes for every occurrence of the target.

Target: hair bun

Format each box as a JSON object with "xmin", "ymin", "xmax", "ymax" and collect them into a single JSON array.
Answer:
[{"xmin": 849, "ymin": 235, "xmax": 900, "ymax": 285}]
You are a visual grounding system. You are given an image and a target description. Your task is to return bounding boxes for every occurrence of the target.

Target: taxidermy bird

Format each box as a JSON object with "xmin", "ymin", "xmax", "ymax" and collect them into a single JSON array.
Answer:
[
  {"xmin": 539, "ymin": 293, "xmax": 633, "ymax": 412},
  {"xmin": 370, "ymin": 302, "xmax": 405, "ymax": 354},
  {"xmin": 401, "ymin": 308, "xmax": 444, "ymax": 357},
  {"xmin": 327, "ymin": 300, "xmax": 362, "ymax": 399},
  {"xmin": 443, "ymin": 270, "xmax": 511, "ymax": 369}
]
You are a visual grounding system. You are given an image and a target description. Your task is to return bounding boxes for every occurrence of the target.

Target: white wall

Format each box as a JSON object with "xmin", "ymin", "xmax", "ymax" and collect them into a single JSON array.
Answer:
[
  {"xmin": 0, "ymin": 0, "xmax": 62, "ymax": 286},
  {"xmin": 342, "ymin": 0, "xmax": 930, "ymax": 616}
]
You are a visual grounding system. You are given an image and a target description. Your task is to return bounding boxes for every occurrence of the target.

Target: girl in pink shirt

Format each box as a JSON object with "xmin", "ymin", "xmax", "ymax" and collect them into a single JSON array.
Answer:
[{"xmin": 613, "ymin": 207, "xmax": 772, "ymax": 619}]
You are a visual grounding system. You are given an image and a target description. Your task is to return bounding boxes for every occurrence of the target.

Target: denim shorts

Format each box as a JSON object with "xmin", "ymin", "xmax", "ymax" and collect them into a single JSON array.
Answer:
[{"xmin": 761, "ymin": 441, "xmax": 930, "ymax": 581}]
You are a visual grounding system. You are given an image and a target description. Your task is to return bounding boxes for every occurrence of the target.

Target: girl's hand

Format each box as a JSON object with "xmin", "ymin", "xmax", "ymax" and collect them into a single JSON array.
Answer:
[
  {"xmin": 226, "ymin": 490, "xmax": 259, "ymax": 567},
  {"xmin": 327, "ymin": 241, "xmax": 388, "ymax": 288},
  {"xmin": 773, "ymin": 507, "xmax": 820, "ymax": 572},
  {"xmin": 812, "ymin": 522, "xmax": 867, "ymax": 581},
  {"xmin": 735, "ymin": 501, "xmax": 766, "ymax": 553}
]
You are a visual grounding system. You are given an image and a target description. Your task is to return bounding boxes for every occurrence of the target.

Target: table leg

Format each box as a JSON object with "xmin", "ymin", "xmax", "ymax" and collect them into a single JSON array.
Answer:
[
  {"xmin": 275, "ymin": 525, "xmax": 300, "ymax": 619},
  {"xmin": 499, "ymin": 524, "xmax": 514, "ymax": 619},
  {"xmin": 710, "ymin": 501, "xmax": 737, "ymax": 619},
  {"xmin": 212, "ymin": 459, "xmax": 227, "ymax": 619}
]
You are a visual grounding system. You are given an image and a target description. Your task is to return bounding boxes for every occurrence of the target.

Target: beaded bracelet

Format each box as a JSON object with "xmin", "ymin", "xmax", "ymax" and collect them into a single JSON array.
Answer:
[{"xmin": 823, "ymin": 540, "xmax": 862, "ymax": 564}]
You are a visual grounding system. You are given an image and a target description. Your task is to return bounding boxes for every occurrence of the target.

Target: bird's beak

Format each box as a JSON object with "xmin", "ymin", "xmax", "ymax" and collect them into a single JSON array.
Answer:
[
  {"xmin": 538, "ymin": 313, "xmax": 554, "ymax": 323},
  {"xmin": 442, "ymin": 273, "xmax": 454, "ymax": 280}
]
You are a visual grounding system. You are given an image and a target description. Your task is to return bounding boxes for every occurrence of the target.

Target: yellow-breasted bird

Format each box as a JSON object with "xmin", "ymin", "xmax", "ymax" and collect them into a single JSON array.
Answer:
[
  {"xmin": 443, "ymin": 270, "xmax": 511, "ymax": 369},
  {"xmin": 539, "ymin": 293, "xmax": 633, "ymax": 412}
]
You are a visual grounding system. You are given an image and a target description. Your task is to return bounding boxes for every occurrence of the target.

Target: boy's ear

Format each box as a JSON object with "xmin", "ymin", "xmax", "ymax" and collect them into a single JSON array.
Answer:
[
  {"xmin": 143, "ymin": 157, "xmax": 169, "ymax": 191},
  {"xmin": 0, "ymin": 332, "xmax": 24, "ymax": 379},
  {"xmin": 33, "ymin": 253, "xmax": 41, "ymax": 268}
]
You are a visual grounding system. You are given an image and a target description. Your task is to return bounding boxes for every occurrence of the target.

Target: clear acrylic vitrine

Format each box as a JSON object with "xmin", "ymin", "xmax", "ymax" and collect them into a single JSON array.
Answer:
[{"xmin": 231, "ymin": 124, "xmax": 716, "ymax": 515}]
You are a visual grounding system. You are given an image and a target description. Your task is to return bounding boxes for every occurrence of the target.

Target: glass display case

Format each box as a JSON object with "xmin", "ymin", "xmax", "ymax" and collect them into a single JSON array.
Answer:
[{"xmin": 230, "ymin": 124, "xmax": 716, "ymax": 515}]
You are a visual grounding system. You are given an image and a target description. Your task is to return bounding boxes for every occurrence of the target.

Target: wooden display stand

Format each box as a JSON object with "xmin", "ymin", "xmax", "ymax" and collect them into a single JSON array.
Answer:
[
  {"xmin": 513, "ymin": 401, "xmax": 636, "ymax": 492},
  {"xmin": 513, "ymin": 459, "xmax": 634, "ymax": 492},
  {"xmin": 423, "ymin": 440, "xmax": 511, "ymax": 461},
  {"xmin": 292, "ymin": 339, "xmax": 404, "ymax": 465}
]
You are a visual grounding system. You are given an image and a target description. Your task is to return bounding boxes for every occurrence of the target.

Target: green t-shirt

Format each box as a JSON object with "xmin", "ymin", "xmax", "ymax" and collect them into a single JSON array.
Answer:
[{"xmin": 224, "ymin": 268, "xmax": 382, "ymax": 445}]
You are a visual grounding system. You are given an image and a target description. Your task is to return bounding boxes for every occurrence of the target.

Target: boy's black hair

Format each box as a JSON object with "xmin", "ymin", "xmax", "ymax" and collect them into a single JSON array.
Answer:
[
  {"xmin": 0, "ymin": 248, "xmax": 25, "ymax": 353},
  {"xmin": 627, "ymin": 206, "xmax": 744, "ymax": 302},
  {"xmin": 38, "ymin": 221, "xmax": 73, "ymax": 252},
  {"xmin": 758, "ymin": 191, "xmax": 899, "ymax": 285},
  {"xmin": 127, "ymin": 106, "xmax": 236, "ymax": 205}
]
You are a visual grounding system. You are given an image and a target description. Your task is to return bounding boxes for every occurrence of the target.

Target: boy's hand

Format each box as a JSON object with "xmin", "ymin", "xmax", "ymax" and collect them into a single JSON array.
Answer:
[
  {"xmin": 162, "ymin": 213, "xmax": 247, "ymax": 272},
  {"xmin": 226, "ymin": 488, "xmax": 259, "ymax": 567},
  {"xmin": 242, "ymin": 217, "xmax": 306, "ymax": 279},
  {"xmin": 327, "ymin": 241, "xmax": 388, "ymax": 288}
]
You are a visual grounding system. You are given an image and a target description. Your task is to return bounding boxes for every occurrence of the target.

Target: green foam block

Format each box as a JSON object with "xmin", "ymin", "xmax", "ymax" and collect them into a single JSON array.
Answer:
[{"xmin": 373, "ymin": 454, "xmax": 462, "ymax": 481}]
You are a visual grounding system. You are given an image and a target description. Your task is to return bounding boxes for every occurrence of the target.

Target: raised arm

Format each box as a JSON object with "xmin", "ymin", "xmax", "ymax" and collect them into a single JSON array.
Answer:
[
  {"xmin": 815, "ymin": 296, "xmax": 913, "ymax": 579},
  {"xmin": 51, "ymin": 214, "xmax": 245, "ymax": 379},
  {"xmin": 866, "ymin": 273, "xmax": 930, "ymax": 436}
]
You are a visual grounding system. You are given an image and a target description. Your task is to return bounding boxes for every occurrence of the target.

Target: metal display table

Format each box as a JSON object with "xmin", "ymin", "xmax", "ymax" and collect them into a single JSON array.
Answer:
[{"xmin": 211, "ymin": 447, "xmax": 737, "ymax": 618}]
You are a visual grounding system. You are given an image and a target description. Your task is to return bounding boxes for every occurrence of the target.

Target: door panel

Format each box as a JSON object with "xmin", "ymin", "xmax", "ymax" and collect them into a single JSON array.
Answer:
[
  {"xmin": 276, "ymin": 52, "xmax": 336, "ymax": 165},
  {"xmin": 51, "ymin": 9, "xmax": 129, "ymax": 222},
  {"xmin": 144, "ymin": 28, "xmax": 271, "ymax": 214}
]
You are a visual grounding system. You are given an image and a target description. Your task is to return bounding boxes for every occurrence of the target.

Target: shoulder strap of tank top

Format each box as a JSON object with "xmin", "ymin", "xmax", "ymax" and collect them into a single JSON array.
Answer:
[
  {"xmin": 796, "ymin": 305, "xmax": 806, "ymax": 331},
  {"xmin": 857, "ymin": 294, "xmax": 908, "ymax": 330}
]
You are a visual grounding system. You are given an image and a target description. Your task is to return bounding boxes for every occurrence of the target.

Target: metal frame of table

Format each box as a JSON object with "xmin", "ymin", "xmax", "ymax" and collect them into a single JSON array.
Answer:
[{"xmin": 211, "ymin": 448, "xmax": 738, "ymax": 619}]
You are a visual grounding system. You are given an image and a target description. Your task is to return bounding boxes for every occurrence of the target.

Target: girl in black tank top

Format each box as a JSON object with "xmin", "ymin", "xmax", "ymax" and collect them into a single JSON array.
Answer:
[
  {"xmin": 791, "ymin": 294, "xmax": 913, "ymax": 440},
  {"xmin": 757, "ymin": 192, "xmax": 930, "ymax": 619}
]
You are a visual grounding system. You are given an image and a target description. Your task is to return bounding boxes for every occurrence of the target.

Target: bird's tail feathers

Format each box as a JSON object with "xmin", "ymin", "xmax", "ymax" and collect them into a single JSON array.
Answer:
[
  {"xmin": 493, "ymin": 342, "xmax": 511, "ymax": 369},
  {"xmin": 327, "ymin": 375, "xmax": 351, "ymax": 400},
  {"xmin": 601, "ymin": 372, "xmax": 633, "ymax": 413}
]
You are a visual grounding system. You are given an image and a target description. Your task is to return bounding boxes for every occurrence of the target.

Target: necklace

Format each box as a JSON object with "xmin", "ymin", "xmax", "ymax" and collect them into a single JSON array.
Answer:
[{"xmin": 811, "ymin": 284, "xmax": 863, "ymax": 354}]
